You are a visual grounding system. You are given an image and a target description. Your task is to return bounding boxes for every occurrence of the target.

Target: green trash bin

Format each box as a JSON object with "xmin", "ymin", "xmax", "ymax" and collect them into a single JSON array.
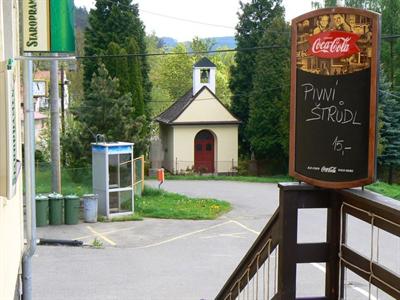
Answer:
[
  {"xmin": 49, "ymin": 193, "xmax": 64, "ymax": 225},
  {"xmin": 35, "ymin": 195, "xmax": 49, "ymax": 227},
  {"xmin": 64, "ymin": 195, "xmax": 80, "ymax": 225}
]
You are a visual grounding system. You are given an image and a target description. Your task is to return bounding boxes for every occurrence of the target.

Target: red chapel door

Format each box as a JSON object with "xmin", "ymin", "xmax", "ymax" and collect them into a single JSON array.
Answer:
[{"xmin": 194, "ymin": 130, "xmax": 214, "ymax": 173}]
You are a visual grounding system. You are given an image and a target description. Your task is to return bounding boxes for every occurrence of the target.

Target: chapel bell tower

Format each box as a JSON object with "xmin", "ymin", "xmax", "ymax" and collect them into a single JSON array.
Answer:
[{"xmin": 193, "ymin": 57, "xmax": 216, "ymax": 95}]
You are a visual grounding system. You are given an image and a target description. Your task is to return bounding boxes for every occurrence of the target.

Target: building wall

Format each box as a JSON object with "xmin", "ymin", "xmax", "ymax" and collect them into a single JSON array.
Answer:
[
  {"xmin": 0, "ymin": 1, "xmax": 24, "ymax": 299},
  {"xmin": 174, "ymin": 89, "xmax": 237, "ymax": 123},
  {"xmin": 173, "ymin": 125, "xmax": 238, "ymax": 173},
  {"xmin": 160, "ymin": 123, "xmax": 175, "ymax": 172}
]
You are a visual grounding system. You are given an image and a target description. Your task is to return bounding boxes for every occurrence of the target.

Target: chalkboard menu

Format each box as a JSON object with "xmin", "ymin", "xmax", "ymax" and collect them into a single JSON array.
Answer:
[{"xmin": 289, "ymin": 7, "xmax": 380, "ymax": 189}]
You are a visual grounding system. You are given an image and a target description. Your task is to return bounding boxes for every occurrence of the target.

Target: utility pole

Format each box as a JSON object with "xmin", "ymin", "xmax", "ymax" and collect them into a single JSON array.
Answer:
[
  {"xmin": 60, "ymin": 63, "xmax": 65, "ymax": 136},
  {"xmin": 50, "ymin": 56, "xmax": 61, "ymax": 193},
  {"xmin": 60, "ymin": 63, "xmax": 66, "ymax": 166}
]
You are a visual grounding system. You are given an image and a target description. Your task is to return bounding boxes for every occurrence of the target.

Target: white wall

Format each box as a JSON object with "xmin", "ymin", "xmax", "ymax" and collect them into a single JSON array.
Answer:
[
  {"xmin": 0, "ymin": 0, "xmax": 24, "ymax": 299},
  {"xmin": 160, "ymin": 124, "xmax": 175, "ymax": 172},
  {"xmin": 173, "ymin": 125, "xmax": 238, "ymax": 173},
  {"xmin": 174, "ymin": 88, "xmax": 237, "ymax": 123}
]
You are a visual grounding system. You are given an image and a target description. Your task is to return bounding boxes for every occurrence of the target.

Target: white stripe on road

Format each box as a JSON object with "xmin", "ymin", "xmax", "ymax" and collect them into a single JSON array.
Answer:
[
  {"xmin": 87, "ymin": 226, "xmax": 117, "ymax": 246},
  {"xmin": 311, "ymin": 263, "xmax": 377, "ymax": 300},
  {"xmin": 133, "ymin": 220, "xmax": 234, "ymax": 249},
  {"xmin": 230, "ymin": 220, "xmax": 260, "ymax": 235}
]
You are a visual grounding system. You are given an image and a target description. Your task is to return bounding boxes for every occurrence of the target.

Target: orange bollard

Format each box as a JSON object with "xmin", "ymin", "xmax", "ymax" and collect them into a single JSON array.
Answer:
[{"xmin": 157, "ymin": 168, "xmax": 165, "ymax": 188}]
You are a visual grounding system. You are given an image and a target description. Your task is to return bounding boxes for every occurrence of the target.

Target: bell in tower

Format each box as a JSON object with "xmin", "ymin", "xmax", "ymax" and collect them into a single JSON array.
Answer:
[
  {"xmin": 193, "ymin": 57, "xmax": 216, "ymax": 95},
  {"xmin": 200, "ymin": 69, "xmax": 210, "ymax": 83}
]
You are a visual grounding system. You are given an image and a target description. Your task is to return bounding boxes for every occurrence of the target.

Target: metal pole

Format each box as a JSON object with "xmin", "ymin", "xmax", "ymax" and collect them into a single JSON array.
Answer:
[
  {"xmin": 60, "ymin": 63, "xmax": 65, "ymax": 166},
  {"xmin": 60, "ymin": 63, "xmax": 65, "ymax": 138},
  {"xmin": 50, "ymin": 55, "xmax": 61, "ymax": 193},
  {"xmin": 22, "ymin": 53, "xmax": 37, "ymax": 300}
]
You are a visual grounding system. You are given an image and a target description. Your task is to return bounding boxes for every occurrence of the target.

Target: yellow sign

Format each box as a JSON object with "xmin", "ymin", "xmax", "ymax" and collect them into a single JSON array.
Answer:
[
  {"xmin": 23, "ymin": 0, "xmax": 75, "ymax": 53},
  {"xmin": 23, "ymin": 0, "xmax": 50, "ymax": 52}
]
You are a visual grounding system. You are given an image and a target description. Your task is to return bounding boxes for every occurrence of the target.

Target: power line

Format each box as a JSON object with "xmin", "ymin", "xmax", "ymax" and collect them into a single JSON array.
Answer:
[
  {"xmin": 88, "ymin": 0, "xmax": 400, "ymax": 43},
  {"xmin": 140, "ymin": 9, "xmax": 235, "ymax": 30},
  {"xmin": 86, "ymin": 0, "xmax": 293, "ymax": 36},
  {"xmin": 381, "ymin": 34, "xmax": 400, "ymax": 40},
  {"xmin": 76, "ymin": 45, "xmax": 287, "ymax": 60},
  {"xmin": 99, "ymin": 0, "xmax": 235, "ymax": 29}
]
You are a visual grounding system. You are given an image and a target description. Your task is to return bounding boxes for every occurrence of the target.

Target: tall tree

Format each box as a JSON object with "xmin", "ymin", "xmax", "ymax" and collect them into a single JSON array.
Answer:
[
  {"xmin": 80, "ymin": 0, "xmax": 150, "ymax": 156},
  {"xmin": 246, "ymin": 17, "xmax": 291, "ymax": 167},
  {"xmin": 65, "ymin": 64, "xmax": 149, "ymax": 166},
  {"xmin": 378, "ymin": 72, "xmax": 400, "ymax": 184},
  {"xmin": 380, "ymin": 0, "xmax": 400, "ymax": 90},
  {"xmin": 126, "ymin": 38, "xmax": 145, "ymax": 117},
  {"xmin": 83, "ymin": 0, "xmax": 151, "ymax": 106},
  {"xmin": 230, "ymin": 0, "xmax": 285, "ymax": 156},
  {"xmin": 157, "ymin": 43, "xmax": 193, "ymax": 101},
  {"xmin": 153, "ymin": 38, "xmax": 234, "ymax": 110}
]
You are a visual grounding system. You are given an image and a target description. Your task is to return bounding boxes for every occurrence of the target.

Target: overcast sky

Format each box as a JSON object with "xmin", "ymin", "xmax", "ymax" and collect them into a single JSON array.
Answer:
[{"xmin": 74, "ymin": 0, "xmax": 314, "ymax": 41}]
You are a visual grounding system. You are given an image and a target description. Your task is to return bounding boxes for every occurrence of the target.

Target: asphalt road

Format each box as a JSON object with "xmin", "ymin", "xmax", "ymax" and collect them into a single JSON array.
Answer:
[{"xmin": 32, "ymin": 180, "xmax": 400, "ymax": 300}]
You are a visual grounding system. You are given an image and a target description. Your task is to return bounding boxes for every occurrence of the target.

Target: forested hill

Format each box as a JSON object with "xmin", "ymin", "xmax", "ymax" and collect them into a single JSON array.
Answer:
[{"xmin": 160, "ymin": 36, "xmax": 236, "ymax": 50}]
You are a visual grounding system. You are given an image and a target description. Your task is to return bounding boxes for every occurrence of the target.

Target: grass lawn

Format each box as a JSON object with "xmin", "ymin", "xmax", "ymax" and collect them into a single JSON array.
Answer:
[
  {"xmin": 35, "ymin": 167, "xmax": 231, "ymax": 220},
  {"xmin": 366, "ymin": 181, "xmax": 400, "ymax": 200},
  {"xmin": 161, "ymin": 174, "xmax": 294, "ymax": 183},
  {"xmin": 134, "ymin": 186, "xmax": 231, "ymax": 220},
  {"xmin": 35, "ymin": 167, "xmax": 92, "ymax": 196}
]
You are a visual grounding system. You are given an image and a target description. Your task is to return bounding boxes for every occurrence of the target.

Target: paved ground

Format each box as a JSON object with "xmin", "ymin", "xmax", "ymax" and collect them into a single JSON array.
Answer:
[
  {"xmin": 32, "ymin": 180, "xmax": 400, "ymax": 300},
  {"xmin": 33, "ymin": 180, "xmax": 279, "ymax": 300}
]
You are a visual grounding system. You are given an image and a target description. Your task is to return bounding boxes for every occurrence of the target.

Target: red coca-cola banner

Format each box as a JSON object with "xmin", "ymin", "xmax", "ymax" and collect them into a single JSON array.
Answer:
[{"xmin": 307, "ymin": 31, "xmax": 360, "ymax": 59}]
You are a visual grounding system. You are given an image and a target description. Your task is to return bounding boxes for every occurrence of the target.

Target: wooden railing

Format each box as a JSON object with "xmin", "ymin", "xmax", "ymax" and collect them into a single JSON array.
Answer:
[{"xmin": 216, "ymin": 183, "xmax": 400, "ymax": 300}]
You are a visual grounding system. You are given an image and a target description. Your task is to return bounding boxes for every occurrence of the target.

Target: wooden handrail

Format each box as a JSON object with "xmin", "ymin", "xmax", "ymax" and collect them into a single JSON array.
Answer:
[
  {"xmin": 216, "ymin": 209, "xmax": 280, "ymax": 300},
  {"xmin": 216, "ymin": 184, "xmax": 400, "ymax": 300}
]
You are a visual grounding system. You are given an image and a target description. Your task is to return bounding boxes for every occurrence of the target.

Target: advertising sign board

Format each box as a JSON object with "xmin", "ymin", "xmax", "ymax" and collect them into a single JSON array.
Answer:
[
  {"xmin": 0, "ymin": 63, "xmax": 20, "ymax": 199},
  {"xmin": 23, "ymin": 0, "xmax": 75, "ymax": 53},
  {"xmin": 289, "ymin": 8, "xmax": 380, "ymax": 189}
]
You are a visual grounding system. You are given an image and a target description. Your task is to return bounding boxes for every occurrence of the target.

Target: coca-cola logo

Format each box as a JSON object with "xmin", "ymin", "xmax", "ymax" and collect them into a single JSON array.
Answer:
[{"xmin": 307, "ymin": 31, "xmax": 360, "ymax": 59}]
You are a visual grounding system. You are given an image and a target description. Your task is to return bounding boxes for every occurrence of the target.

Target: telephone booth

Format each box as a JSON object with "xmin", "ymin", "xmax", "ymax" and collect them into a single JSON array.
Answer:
[{"xmin": 92, "ymin": 142, "xmax": 134, "ymax": 218}]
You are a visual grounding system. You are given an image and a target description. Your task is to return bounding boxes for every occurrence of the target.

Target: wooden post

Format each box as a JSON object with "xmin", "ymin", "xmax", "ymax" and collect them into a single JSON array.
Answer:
[
  {"xmin": 325, "ymin": 192, "xmax": 342, "ymax": 299},
  {"xmin": 141, "ymin": 155, "xmax": 145, "ymax": 190},
  {"xmin": 278, "ymin": 185, "xmax": 299, "ymax": 299},
  {"xmin": 278, "ymin": 183, "xmax": 341, "ymax": 300},
  {"xmin": 133, "ymin": 158, "xmax": 136, "ymax": 192}
]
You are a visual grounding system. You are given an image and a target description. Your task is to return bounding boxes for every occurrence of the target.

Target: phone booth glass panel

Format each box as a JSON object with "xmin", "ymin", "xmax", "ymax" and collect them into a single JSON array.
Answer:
[{"xmin": 92, "ymin": 142, "xmax": 134, "ymax": 218}]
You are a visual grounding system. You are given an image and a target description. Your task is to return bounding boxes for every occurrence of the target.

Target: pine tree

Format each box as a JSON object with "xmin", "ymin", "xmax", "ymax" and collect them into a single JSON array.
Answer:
[
  {"xmin": 378, "ymin": 72, "xmax": 400, "ymax": 184},
  {"xmin": 230, "ymin": 0, "xmax": 285, "ymax": 156},
  {"xmin": 63, "ymin": 64, "xmax": 134, "ymax": 166},
  {"xmin": 77, "ymin": 65, "xmax": 133, "ymax": 141},
  {"xmin": 80, "ymin": 0, "xmax": 151, "ymax": 156},
  {"xmin": 83, "ymin": 0, "xmax": 151, "ymax": 109},
  {"xmin": 126, "ymin": 38, "xmax": 144, "ymax": 117},
  {"xmin": 246, "ymin": 17, "xmax": 290, "ymax": 168}
]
